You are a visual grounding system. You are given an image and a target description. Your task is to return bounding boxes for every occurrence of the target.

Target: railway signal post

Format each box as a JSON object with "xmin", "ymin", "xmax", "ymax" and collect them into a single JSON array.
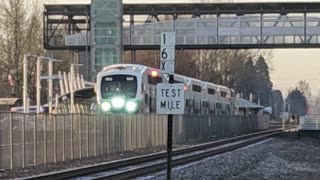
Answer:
[{"xmin": 157, "ymin": 32, "xmax": 184, "ymax": 180}]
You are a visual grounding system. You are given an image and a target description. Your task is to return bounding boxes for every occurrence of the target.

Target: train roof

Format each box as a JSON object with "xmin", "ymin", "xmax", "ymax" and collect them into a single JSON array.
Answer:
[
  {"xmin": 100, "ymin": 64, "xmax": 231, "ymax": 91},
  {"xmin": 101, "ymin": 64, "xmax": 147, "ymax": 73}
]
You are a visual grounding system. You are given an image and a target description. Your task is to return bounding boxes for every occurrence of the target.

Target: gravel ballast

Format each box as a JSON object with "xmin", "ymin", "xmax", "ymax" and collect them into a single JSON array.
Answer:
[
  {"xmin": 1, "ymin": 133, "xmax": 319, "ymax": 180},
  {"xmin": 146, "ymin": 134, "xmax": 320, "ymax": 180}
]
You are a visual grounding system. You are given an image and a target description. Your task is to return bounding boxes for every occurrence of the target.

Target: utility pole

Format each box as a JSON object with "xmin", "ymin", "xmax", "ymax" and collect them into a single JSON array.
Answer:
[
  {"xmin": 23, "ymin": 55, "xmax": 28, "ymax": 113},
  {"xmin": 23, "ymin": 54, "xmax": 38, "ymax": 113},
  {"xmin": 36, "ymin": 57, "xmax": 41, "ymax": 113}
]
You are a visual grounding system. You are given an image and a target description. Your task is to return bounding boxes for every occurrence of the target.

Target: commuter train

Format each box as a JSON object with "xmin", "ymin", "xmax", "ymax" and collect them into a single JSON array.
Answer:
[{"xmin": 96, "ymin": 64, "xmax": 235, "ymax": 114}]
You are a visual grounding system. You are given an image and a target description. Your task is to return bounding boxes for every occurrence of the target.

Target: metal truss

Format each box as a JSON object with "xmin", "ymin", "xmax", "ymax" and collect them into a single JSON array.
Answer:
[
  {"xmin": 124, "ymin": 14, "xmax": 320, "ymax": 50},
  {"xmin": 44, "ymin": 5, "xmax": 90, "ymax": 50},
  {"xmin": 44, "ymin": 2, "xmax": 320, "ymax": 50}
]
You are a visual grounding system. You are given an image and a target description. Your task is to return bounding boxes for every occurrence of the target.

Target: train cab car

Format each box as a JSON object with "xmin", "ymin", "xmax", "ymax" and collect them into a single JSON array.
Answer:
[{"xmin": 96, "ymin": 64, "xmax": 145, "ymax": 113}]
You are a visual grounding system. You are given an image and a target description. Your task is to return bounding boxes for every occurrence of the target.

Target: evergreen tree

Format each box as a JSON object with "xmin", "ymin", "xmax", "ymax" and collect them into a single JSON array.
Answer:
[
  {"xmin": 237, "ymin": 58, "xmax": 256, "ymax": 99},
  {"xmin": 254, "ymin": 55, "xmax": 273, "ymax": 106},
  {"xmin": 271, "ymin": 90, "xmax": 283, "ymax": 120},
  {"xmin": 286, "ymin": 88, "xmax": 307, "ymax": 116}
]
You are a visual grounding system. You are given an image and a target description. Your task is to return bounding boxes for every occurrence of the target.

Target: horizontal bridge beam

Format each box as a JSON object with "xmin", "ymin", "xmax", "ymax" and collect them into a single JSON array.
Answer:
[
  {"xmin": 123, "ymin": 3, "xmax": 320, "ymax": 15},
  {"xmin": 124, "ymin": 44, "xmax": 320, "ymax": 50}
]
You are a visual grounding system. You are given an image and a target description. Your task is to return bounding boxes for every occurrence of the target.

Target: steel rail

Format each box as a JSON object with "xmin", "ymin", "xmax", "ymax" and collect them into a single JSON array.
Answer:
[
  {"xmin": 86, "ymin": 131, "xmax": 281, "ymax": 180},
  {"xmin": 23, "ymin": 129, "xmax": 283, "ymax": 180}
]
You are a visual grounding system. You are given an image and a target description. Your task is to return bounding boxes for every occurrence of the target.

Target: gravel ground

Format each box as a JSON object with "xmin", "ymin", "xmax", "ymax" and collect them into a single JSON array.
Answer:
[
  {"xmin": 145, "ymin": 133, "xmax": 320, "ymax": 180},
  {"xmin": 1, "ymin": 131, "xmax": 316, "ymax": 180}
]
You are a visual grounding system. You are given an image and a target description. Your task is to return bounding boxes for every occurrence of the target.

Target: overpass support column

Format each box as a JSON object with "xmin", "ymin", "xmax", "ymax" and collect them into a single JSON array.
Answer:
[{"xmin": 90, "ymin": 0, "xmax": 123, "ymax": 80}]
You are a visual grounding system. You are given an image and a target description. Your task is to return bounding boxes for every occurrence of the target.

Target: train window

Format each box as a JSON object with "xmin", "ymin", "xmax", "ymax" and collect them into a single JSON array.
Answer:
[
  {"xmin": 210, "ymin": 102, "xmax": 215, "ymax": 110},
  {"xmin": 148, "ymin": 75, "xmax": 162, "ymax": 85},
  {"xmin": 208, "ymin": 88, "xmax": 216, "ymax": 95},
  {"xmin": 192, "ymin": 85, "xmax": 201, "ymax": 92},
  {"xmin": 126, "ymin": 77, "xmax": 134, "ymax": 81},
  {"xmin": 202, "ymin": 101, "xmax": 208, "ymax": 108},
  {"xmin": 174, "ymin": 80, "xmax": 183, "ymax": 83},
  {"xmin": 220, "ymin": 91, "xmax": 227, "ymax": 97},
  {"xmin": 105, "ymin": 77, "xmax": 113, "ymax": 81},
  {"xmin": 101, "ymin": 75, "xmax": 137, "ymax": 99}
]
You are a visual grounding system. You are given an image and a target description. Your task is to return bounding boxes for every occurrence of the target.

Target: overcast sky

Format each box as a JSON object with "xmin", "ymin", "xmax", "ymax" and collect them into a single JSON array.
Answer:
[{"xmin": 44, "ymin": 0, "xmax": 320, "ymax": 95}]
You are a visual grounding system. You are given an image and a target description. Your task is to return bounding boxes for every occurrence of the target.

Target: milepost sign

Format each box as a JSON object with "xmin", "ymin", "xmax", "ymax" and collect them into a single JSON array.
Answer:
[
  {"xmin": 156, "ymin": 83, "xmax": 185, "ymax": 114},
  {"xmin": 156, "ymin": 32, "xmax": 185, "ymax": 115},
  {"xmin": 160, "ymin": 32, "xmax": 175, "ymax": 75},
  {"xmin": 157, "ymin": 32, "xmax": 184, "ymax": 180}
]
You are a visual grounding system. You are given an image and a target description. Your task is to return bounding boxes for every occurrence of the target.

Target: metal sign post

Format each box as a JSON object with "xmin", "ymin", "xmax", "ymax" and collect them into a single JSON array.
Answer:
[
  {"xmin": 167, "ymin": 75, "xmax": 174, "ymax": 180},
  {"xmin": 157, "ymin": 32, "xmax": 182, "ymax": 180}
]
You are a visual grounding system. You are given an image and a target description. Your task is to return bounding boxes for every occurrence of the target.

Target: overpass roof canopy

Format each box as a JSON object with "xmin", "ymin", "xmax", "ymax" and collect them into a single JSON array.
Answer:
[
  {"xmin": 0, "ymin": 98, "xmax": 22, "ymax": 106},
  {"xmin": 58, "ymin": 87, "xmax": 96, "ymax": 102},
  {"xmin": 44, "ymin": 2, "xmax": 320, "ymax": 16},
  {"xmin": 124, "ymin": 2, "xmax": 320, "ymax": 15},
  {"xmin": 44, "ymin": 0, "xmax": 90, "ymax": 5},
  {"xmin": 235, "ymin": 98, "xmax": 264, "ymax": 110},
  {"xmin": 44, "ymin": 4, "xmax": 89, "ymax": 15}
]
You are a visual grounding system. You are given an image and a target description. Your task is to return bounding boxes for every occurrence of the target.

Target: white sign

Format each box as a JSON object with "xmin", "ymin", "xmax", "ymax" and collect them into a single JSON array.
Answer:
[
  {"xmin": 161, "ymin": 32, "xmax": 175, "ymax": 46},
  {"xmin": 156, "ymin": 83, "xmax": 185, "ymax": 114},
  {"xmin": 160, "ymin": 46, "xmax": 175, "ymax": 61},
  {"xmin": 160, "ymin": 60, "xmax": 174, "ymax": 74}
]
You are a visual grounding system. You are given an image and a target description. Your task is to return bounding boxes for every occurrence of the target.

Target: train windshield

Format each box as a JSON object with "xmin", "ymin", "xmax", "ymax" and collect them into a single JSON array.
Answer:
[{"xmin": 101, "ymin": 75, "xmax": 137, "ymax": 99}]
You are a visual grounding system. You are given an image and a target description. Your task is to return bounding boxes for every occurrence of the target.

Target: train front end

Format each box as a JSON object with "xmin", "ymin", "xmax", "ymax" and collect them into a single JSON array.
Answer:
[{"xmin": 96, "ymin": 66, "xmax": 141, "ymax": 113}]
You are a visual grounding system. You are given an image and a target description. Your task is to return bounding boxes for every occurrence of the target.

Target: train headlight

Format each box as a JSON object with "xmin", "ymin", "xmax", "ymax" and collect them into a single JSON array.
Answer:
[
  {"xmin": 101, "ymin": 102, "xmax": 111, "ymax": 111},
  {"xmin": 111, "ymin": 97, "xmax": 125, "ymax": 109},
  {"xmin": 125, "ymin": 101, "xmax": 137, "ymax": 112}
]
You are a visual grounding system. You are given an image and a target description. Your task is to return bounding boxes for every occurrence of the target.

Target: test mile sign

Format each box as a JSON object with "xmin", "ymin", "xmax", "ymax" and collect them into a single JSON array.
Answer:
[{"xmin": 156, "ymin": 83, "xmax": 185, "ymax": 114}]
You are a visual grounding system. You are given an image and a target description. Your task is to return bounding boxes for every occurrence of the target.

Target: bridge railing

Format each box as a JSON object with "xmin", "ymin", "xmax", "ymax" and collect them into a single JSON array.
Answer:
[
  {"xmin": 0, "ymin": 112, "xmax": 268, "ymax": 170},
  {"xmin": 123, "ymin": 15, "xmax": 320, "ymax": 46},
  {"xmin": 66, "ymin": 15, "xmax": 320, "ymax": 48}
]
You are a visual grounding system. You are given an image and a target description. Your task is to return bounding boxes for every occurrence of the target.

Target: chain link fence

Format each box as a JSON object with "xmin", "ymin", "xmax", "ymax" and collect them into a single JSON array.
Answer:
[{"xmin": 0, "ymin": 113, "xmax": 269, "ymax": 170}]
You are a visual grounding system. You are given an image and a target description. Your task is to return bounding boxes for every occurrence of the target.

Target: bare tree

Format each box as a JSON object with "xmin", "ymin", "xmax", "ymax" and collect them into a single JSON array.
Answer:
[
  {"xmin": 297, "ymin": 80, "xmax": 312, "ymax": 99},
  {"xmin": 0, "ymin": 0, "xmax": 44, "ymax": 100}
]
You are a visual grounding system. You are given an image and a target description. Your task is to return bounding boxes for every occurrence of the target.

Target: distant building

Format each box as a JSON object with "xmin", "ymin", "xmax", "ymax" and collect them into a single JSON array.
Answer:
[{"xmin": 235, "ymin": 97, "xmax": 264, "ymax": 115}]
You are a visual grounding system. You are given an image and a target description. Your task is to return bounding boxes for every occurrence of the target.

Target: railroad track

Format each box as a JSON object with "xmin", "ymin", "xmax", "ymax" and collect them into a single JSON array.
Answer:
[{"xmin": 23, "ymin": 128, "xmax": 283, "ymax": 180}]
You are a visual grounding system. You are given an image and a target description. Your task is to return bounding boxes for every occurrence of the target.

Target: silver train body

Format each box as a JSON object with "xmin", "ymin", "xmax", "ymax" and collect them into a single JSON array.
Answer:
[{"xmin": 96, "ymin": 64, "xmax": 235, "ymax": 114}]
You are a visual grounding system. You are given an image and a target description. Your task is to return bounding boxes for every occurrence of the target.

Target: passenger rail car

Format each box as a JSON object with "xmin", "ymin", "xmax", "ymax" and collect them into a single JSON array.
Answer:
[{"xmin": 96, "ymin": 64, "xmax": 235, "ymax": 114}]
